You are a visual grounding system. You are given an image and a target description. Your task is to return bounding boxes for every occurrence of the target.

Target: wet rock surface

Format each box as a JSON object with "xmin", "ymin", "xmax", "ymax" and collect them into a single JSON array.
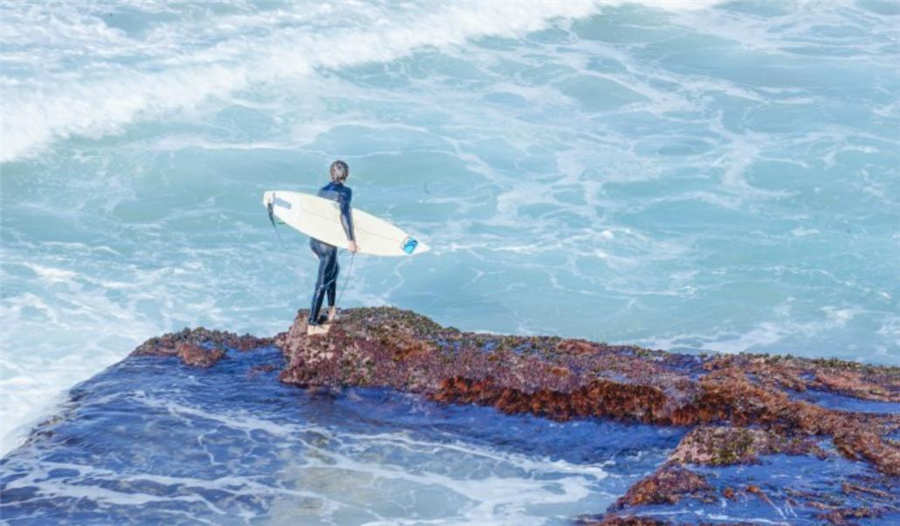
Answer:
[
  {"xmin": 669, "ymin": 425, "xmax": 827, "ymax": 466},
  {"xmin": 277, "ymin": 307, "xmax": 900, "ymax": 524},
  {"xmin": 612, "ymin": 464, "xmax": 714, "ymax": 508},
  {"xmin": 131, "ymin": 327, "xmax": 272, "ymax": 367}
]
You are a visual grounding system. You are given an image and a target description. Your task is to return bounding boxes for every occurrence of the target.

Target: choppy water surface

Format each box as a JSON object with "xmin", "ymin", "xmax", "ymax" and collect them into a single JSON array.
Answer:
[{"xmin": 1, "ymin": 0, "xmax": 899, "ymax": 520}]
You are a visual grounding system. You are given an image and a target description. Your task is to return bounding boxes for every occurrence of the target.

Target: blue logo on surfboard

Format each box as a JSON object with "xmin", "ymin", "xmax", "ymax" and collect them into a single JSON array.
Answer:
[{"xmin": 402, "ymin": 237, "xmax": 418, "ymax": 254}]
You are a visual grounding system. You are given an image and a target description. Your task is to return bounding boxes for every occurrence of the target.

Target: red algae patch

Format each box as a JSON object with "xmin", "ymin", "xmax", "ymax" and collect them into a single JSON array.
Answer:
[
  {"xmin": 669, "ymin": 425, "xmax": 826, "ymax": 465},
  {"xmin": 175, "ymin": 342, "xmax": 225, "ymax": 368},
  {"xmin": 131, "ymin": 327, "xmax": 272, "ymax": 368},
  {"xmin": 580, "ymin": 517, "xmax": 672, "ymax": 526},
  {"xmin": 615, "ymin": 465, "xmax": 713, "ymax": 507}
]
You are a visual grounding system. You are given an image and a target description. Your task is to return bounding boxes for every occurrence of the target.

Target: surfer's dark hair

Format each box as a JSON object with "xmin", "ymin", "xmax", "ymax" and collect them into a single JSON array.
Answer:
[{"xmin": 330, "ymin": 160, "xmax": 349, "ymax": 183}]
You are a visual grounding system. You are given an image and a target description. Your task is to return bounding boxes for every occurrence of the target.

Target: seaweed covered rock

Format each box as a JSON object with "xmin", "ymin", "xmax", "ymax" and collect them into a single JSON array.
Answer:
[
  {"xmin": 175, "ymin": 342, "xmax": 225, "ymax": 368},
  {"xmin": 277, "ymin": 306, "xmax": 900, "ymax": 524},
  {"xmin": 669, "ymin": 425, "xmax": 826, "ymax": 466},
  {"xmin": 131, "ymin": 327, "xmax": 272, "ymax": 367},
  {"xmin": 277, "ymin": 307, "xmax": 899, "ymax": 473},
  {"xmin": 277, "ymin": 307, "xmax": 702, "ymax": 421},
  {"xmin": 614, "ymin": 465, "xmax": 714, "ymax": 508}
]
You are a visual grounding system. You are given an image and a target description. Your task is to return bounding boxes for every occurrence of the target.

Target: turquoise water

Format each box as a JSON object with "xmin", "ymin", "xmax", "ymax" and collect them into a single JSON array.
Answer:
[{"xmin": 2, "ymin": 0, "xmax": 899, "ymax": 463}]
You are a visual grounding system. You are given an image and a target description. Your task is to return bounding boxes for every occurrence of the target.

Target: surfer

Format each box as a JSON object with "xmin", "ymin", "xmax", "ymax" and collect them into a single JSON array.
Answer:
[{"xmin": 307, "ymin": 160, "xmax": 358, "ymax": 336}]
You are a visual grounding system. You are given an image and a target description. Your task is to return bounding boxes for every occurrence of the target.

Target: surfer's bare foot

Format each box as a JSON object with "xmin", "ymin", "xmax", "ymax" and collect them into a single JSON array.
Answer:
[
  {"xmin": 307, "ymin": 323, "xmax": 330, "ymax": 336},
  {"xmin": 327, "ymin": 306, "xmax": 338, "ymax": 322}
]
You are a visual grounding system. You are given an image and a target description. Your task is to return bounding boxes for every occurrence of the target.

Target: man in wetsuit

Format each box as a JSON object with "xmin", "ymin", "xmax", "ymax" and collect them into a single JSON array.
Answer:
[{"xmin": 307, "ymin": 160, "xmax": 358, "ymax": 336}]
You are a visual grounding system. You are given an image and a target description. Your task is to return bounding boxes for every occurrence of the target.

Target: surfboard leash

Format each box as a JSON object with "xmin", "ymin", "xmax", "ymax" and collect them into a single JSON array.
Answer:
[{"xmin": 336, "ymin": 251, "xmax": 356, "ymax": 307}]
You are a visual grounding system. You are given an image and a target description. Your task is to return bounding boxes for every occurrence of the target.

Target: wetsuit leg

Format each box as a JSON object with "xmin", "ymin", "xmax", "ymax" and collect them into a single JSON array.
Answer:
[
  {"xmin": 326, "ymin": 256, "xmax": 339, "ymax": 308},
  {"xmin": 308, "ymin": 239, "xmax": 337, "ymax": 325}
]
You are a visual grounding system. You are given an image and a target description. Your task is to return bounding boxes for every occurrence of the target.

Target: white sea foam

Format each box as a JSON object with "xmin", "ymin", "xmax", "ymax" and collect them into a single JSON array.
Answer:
[
  {"xmin": 1, "ymin": 1, "xmax": 554, "ymax": 162},
  {"xmin": 22, "ymin": 263, "xmax": 79, "ymax": 283},
  {"xmin": 791, "ymin": 227, "xmax": 820, "ymax": 237},
  {"xmin": 274, "ymin": 425, "xmax": 615, "ymax": 524},
  {"xmin": 638, "ymin": 301, "xmax": 873, "ymax": 357},
  {"xmin": 0, "ymin": 0, "xmax": 733, "ymax": 163}
]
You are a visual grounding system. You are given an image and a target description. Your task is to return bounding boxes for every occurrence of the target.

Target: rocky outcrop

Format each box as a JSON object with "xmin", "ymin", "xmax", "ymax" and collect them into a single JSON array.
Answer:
[
  {"xmin": 612, "ymin": 465, "xmax": 714, "ymax": 508},
  {"xmin": 276, "ymin": 308, "xmax": 898, "ymax": 464},
  {"xmin": 174, "ymin": 342, "xmax": 225, "ymax": 368},
  {"xmin": 669, "ymin": 425, "xmax": 826, "ymax": 465},
  {"xmin": 133, "ymin": 306, "xmax": 898, "ymax": 524},
  {"xmin": 131, "ymin": 327, "xmax": 272, "ymax": 367},
  {"xmin": 274, "ymin": 306, "xmax": 900, "ymax": 524}
]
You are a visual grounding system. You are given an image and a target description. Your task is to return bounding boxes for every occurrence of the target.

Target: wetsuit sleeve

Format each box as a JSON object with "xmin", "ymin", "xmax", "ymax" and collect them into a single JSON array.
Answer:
[{"xmin": 339, "ymin": 187, "xmax": 355, "ymax": 242}]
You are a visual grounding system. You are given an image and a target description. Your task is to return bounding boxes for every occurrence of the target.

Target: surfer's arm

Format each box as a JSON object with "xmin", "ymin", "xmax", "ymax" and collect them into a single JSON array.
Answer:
[{"xmin": 339, "ymin": 188, "xmax": 356, "ymax": 242}]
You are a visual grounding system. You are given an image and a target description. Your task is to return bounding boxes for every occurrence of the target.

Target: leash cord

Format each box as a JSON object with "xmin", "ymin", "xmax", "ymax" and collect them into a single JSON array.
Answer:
[{"xmin": 336, "ymin": 251, "xmax": 355, "ymax": 307}]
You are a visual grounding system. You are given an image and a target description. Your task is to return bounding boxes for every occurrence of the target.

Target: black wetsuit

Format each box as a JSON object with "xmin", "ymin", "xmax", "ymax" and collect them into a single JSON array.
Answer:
[{"xmin": 308, "ymin": 181, "xmax": 355, "ymax": 325}]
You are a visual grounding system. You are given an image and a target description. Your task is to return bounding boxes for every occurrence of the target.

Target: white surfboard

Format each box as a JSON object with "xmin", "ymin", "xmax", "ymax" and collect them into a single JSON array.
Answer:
[{"xmin": 263, "ymin": 190, "xmax": 429, "ymax": 257}]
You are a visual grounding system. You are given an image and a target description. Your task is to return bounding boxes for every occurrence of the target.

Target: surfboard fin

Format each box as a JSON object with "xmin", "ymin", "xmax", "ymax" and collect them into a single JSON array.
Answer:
[
  {"xmin": 266, "ymin": 201, "xmax": 276, "ymax": 228},
  {"xmin": 266, "ymin": 196, "xmax": 286, "ymax": 245}
]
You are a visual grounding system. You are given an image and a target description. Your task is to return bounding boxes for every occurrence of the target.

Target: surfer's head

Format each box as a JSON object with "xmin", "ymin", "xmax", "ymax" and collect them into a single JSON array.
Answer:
[{"xmin": 330, "ymin": 160, "xmax": 349, "ymax": 183}]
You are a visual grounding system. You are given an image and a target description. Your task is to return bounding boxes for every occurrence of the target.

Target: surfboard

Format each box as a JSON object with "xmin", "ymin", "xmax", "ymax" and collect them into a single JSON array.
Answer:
[{"xmin": 262, "ymin": 190, "xmax": 429, "ymax": 257}]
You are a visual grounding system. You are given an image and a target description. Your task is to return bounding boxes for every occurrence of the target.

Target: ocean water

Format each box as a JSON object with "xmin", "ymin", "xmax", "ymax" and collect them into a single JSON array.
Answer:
[{"xmin": 1, "ymin": 0, "xmax": 899, "ymax": 520}]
